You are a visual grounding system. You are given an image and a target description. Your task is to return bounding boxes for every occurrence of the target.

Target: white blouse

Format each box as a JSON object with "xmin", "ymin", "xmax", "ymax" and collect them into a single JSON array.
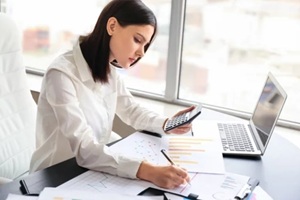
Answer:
[{"xmin": 29, "ymin": 41, "xmax": 167, "ymax": 179}]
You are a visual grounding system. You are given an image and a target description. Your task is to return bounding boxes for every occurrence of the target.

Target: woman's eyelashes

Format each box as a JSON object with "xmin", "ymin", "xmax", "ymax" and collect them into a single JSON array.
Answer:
[{"xmin": 134, "ymin": 36, "xmax": 142, "ymax": 44}]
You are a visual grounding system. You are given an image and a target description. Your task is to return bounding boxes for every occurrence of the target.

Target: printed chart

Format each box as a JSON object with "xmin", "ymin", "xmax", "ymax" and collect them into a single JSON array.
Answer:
[
  {"xmin": 131, "ymin": 137, "xmax": 160, "ymax": 163},
  {"xmin": 155, "ymin": 173, "xmax": 250, "ymax": 200},
  {"xmin": 109, "ymin": 132, "xmax": 224, "ymax": 174},
  {"xmin": 37, "ymin": 186, "xmax": 163, "ymax": 200},
  {"xmin": 58, "ymin": 170, "xmax": 149, "ymax": 195},
  {"xmin": 165, "ymin": 136, "xmax": 225, "ymax": 173},
  {"xmin": 168, "ymin": 137, "xmax": 211, "ymax": 164},
  {"xmin": 108, "ymin": 132, "xmax": 162, "ymax": 164}
]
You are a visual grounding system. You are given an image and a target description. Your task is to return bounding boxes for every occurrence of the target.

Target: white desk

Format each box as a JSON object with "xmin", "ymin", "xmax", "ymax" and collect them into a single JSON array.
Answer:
[{"xmin": 7, "ymin": 77, "xmax": 300, "ymax": 200}]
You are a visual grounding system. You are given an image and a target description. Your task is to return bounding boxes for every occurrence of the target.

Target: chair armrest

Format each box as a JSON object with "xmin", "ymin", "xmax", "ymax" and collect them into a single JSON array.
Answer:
[{"xmin": 0, "ymin": 177, "xmax": 12, "ymax": 185}]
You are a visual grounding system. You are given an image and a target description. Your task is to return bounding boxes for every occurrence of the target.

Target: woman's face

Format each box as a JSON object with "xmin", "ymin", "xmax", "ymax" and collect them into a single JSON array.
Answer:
[{"xmin": 107, "ymin": 17, "xmax": 154, "ymax": 69}]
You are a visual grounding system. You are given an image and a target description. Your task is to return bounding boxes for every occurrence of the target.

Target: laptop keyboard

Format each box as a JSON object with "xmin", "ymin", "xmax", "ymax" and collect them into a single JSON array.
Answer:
[{"xmin": 217, "ymin": 123, "xmax": 255, "ymax": 152}]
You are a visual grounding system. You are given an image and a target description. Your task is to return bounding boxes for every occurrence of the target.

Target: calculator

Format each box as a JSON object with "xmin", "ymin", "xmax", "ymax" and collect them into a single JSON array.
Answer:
[{"xmin": 164, "ymin": 104, "xmax": 202, "ymax": 132}]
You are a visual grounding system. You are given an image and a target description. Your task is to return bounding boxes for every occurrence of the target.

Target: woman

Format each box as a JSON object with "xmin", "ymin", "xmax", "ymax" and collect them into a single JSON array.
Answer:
[{"xmin": 30, "ymin": 0, "xmax": 194, "ymax": 189}]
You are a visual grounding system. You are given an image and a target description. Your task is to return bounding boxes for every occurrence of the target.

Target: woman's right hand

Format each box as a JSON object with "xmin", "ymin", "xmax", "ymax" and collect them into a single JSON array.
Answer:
[{"xmin": 136, "ymin": 161, "xmax": 190, "ymax": 189}]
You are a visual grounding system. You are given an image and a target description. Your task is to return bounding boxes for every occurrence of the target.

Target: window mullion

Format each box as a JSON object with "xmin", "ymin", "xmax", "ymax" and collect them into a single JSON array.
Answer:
[{"xmin": 164, "ymin": 0, "xmax": 186, "ymax": 102}]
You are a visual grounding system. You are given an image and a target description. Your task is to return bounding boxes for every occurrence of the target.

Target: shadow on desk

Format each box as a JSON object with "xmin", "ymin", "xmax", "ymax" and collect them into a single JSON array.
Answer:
[{"xmin": 223, "ymin": 154, "xmax": 262, "ymax": 160}]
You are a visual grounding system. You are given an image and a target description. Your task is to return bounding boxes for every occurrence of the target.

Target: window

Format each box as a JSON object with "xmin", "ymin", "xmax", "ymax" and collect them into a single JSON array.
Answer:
[
  {"xmin": 4, "ymin": 0, "xmax": 110, "ymax": 71},
  {"xmin": 180, "ymin": 0, "xmax": 300, "ymax": 125},
  {"xmin": 117, "ymin": 0, "xmax": 171, "ymax": 95},
  {"xmin": 3, "ymin": 0, "xmax": 169, "ymax": 95},
  {"xmin": 2, "ymin": 0, "xmax": 300, "ymax": 128}
]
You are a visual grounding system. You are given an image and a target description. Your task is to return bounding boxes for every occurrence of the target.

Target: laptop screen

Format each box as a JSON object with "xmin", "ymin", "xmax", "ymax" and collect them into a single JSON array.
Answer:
[{"xmin": 251, "ymin": 73, "xmax": 287, "ymax": 146}]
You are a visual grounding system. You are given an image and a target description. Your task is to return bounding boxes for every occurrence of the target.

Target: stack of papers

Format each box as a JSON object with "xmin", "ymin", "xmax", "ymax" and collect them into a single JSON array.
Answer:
[
  {"xmin": 39, "ymin": 187, "xmax": 163, "ymax": 200},
  {"xmin": 6, "ymin": 188, "xmax": 164, "ymax": 200},
  {"xmin": 5, "ymin": 195, "xmax": 38, "ymax": 200},
  {"xmin": 5, "ymin": 184, "xmax": 273, "ymax": 200},
  {"xmin": 58, "ymin": 170, "xmax": 150, "ymax": 195},
  {"xmin": 5, "ymin": 131, "xmax": 273, "ymax": 200}
]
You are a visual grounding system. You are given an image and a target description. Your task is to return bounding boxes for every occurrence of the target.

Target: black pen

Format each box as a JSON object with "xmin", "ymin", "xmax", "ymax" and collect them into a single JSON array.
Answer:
[
  {"xmin": 160, "ymin": 149, "xmax": 191, "ymax": 185},
  {"xmin": 161, "ymin": 149, "xmax": 175, "ymax": 165}
]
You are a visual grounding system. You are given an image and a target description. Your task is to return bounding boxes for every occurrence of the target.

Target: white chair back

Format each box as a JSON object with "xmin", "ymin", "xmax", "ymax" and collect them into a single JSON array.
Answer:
[{"xmin": 0, "ymin": 13, "xmax": 36, "ymax": 183}]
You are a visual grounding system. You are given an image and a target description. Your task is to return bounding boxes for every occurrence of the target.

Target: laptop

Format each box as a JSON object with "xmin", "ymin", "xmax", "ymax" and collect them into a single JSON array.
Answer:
[{"xmin": 196, "ymin": 72, "xmax": 287, "ymax": 156}]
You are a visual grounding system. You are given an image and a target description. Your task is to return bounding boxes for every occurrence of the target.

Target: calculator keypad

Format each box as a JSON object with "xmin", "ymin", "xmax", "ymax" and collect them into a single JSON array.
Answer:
[{"xmin": 165, "ymin": 113, "xmax": 189, "ymax": 130}]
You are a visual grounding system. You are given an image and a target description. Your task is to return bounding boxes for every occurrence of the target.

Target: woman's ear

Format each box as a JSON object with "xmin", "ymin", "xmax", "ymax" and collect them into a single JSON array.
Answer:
[{"xmin": 107, "ymin": 17, "xmax": 117, "ymax": 36}]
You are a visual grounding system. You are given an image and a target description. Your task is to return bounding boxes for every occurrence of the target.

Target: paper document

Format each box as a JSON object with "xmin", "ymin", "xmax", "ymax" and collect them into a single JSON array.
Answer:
[
  {"xmin": 57, "ymin": 169, "xmax": 259, "ymax": 200},
  {"xmin": 152, "ymin": 172, "xmax": 252, "ymax": 200},
  {"xmin": 247, "ymin": 186, "xmax": 273, "ymax": 200},
  {"xmin": 160, "ymin": 185, "xmax": 273, "ymax": 200},
  {"xmin": 109, "ymin": 131, "xmax": 225, "ymax": 174},
  {"xmin": 38, "ymin": 187, "xmax": 163, "ymax": 200},
  {"xmin": 162, "ymin": 135, "xmax": 224, "ymax": 173},
  {"xmin": 109, "ymin": 131, "xmax": 163, "ymax": 164},
  {"xmin": 164, "ymin": 193, "xmax": 187, "ymax": 200},
  {"xmin": 58, "ymin": 170, "xmax": 150, "ymax": 195},
  {"xmin": 5, "ymin": 194, "xmax": 38, "ymax": 200}
]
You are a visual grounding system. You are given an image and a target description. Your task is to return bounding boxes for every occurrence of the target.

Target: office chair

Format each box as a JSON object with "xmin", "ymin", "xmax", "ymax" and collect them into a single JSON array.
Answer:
[{"xmin": 0, "ymin": 13, "xmax": 37, "ymax": 184}]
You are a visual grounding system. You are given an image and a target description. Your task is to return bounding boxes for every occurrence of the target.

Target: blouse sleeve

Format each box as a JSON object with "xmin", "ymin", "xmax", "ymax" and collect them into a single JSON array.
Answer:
[
  {"xmin": 114, "ymin": 73, "xmax": 167, "ymax": 135},
  {"xmin": 44, "ymin": 69, "xmax": 142, "ymax": 179}
]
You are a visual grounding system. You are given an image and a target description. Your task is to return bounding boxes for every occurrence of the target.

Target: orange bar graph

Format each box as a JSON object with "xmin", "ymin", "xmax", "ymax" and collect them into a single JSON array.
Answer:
[
  {"xmin": 168, "ymin": 152, "xmax": 192, "ymax": 155},
  {"xmin": 169, "ymin": 148, "xmax": 205, "ymax": 152},
  {"xmin": 169, "ymin": 141, "xmax": 202, "ymax": 145},
  {"xmin": 53, "ymin": 197, "xmax": 64, "ymax": 200},
  {"xmin": 169, "ymin": 138, "xmax": 212, "ymax": 142},
  {"xmin": 169, "ymin": 145, "xmax": 192, "ymax": 148},
  {"xmin": 165, "ymin": 136, "xmax": 213, "ymax": 167},
  {"xmin": 173, "ymin": 160, "xmax": 199, "ymax": 164}
]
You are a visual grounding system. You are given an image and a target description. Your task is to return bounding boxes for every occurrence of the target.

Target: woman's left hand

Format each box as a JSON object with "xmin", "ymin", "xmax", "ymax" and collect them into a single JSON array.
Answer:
[{"xmin": 164, "ymin": 106, "xmax": 195, "ymax": 135}]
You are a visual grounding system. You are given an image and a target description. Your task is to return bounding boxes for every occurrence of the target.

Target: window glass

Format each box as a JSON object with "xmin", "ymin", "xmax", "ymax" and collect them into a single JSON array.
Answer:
[
  {"xmin": 5, "ymin": 0, "xmax": 110, "ymax": 70},
  {"xmin": 119, "ymin": 0, "xmax": 171, "ymax": 95},
  {"xmin": 180, "ymin": 0, "xmax": 300, "ymax": 123},
  {"xmin": 3, "ymin": 0, "xmax": 169, "ymax": 95},
  {"xmin": 3, "ymin": 0, "xmax": 299, "ymax": 125}
]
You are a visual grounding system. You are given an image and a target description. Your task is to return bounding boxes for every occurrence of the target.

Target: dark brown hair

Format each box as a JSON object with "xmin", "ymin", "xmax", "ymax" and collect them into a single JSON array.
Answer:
[{"xmin": 80, "ymin": 0, "xmax": 157, "ymax": 83}]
